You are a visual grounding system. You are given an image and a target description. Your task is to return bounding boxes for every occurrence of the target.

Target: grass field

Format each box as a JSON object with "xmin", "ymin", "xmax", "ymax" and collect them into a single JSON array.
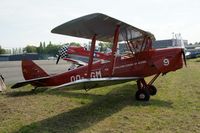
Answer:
[{"xmin": 0, "ymin": 59, "xmax": 200, "ymax": 133}]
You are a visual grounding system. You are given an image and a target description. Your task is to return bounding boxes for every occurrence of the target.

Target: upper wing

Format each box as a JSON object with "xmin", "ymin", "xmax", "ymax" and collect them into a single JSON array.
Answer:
[{"xmin": 51, "ymin": 13, "xmax": 155, "ymax": 42}]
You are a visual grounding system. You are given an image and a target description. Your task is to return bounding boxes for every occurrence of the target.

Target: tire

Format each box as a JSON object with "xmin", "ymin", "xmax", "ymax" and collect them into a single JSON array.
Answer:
[
  {"xmin": 148, "ymin": 85, "xmax": 157, "ymax": 96},
  {"xmin": 135, "ymin": 89, "xmax": 150, "ymax": 101}
]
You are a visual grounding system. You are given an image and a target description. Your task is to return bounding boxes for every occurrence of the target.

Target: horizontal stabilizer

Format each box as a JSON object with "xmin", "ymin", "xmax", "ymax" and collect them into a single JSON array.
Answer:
[{"xmin": 11, "ymin": 76, "xmax": 51, "ymax": 89}]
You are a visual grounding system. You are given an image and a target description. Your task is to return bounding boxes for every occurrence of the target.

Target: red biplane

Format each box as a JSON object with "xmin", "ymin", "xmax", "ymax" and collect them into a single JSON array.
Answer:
[{"xmin": 12, "ymin": 13, "xmax": 186, "ymax": 101}]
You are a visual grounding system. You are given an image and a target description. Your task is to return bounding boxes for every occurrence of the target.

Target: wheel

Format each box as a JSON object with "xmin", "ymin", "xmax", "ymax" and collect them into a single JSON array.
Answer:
[
  {"xmin": 135, "ymin": 89, "xmax": 150, "ymax": 101},
  {"xmin": 148, "ymin": 85, "xmax": 157, "ymax": 96}
]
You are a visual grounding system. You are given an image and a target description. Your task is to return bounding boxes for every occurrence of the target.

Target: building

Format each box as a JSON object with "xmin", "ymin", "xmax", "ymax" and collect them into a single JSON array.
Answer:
[
  {"xmin": 0, "ymin": 53, "xmax": 39, "ymax": 61},
  {"xmin": 152, "ymin": 39, "xmax": 188, "ymax": 49}
]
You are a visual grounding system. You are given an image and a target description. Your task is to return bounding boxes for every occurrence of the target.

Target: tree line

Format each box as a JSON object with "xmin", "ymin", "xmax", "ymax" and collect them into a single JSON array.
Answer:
[
  {"xmin": 24, "ymin": 41, "xmax": 62, "ymax": 56},
  {"xmin": 0, "ymin": 42, "xmax": 81, "ymax": 55},
  {"xmin": 24, "ymin": 42, "xmax": 82, "ymax": 56},
  {"xmin": 0, "ymin": 41, "xmax": 112, "ymax": 55}
]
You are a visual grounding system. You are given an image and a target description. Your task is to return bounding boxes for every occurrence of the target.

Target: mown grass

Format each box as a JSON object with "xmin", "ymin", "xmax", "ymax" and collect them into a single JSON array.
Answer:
[{"xmin": 0, "ymin": 59, "xmax": 200, "ymax": 133}]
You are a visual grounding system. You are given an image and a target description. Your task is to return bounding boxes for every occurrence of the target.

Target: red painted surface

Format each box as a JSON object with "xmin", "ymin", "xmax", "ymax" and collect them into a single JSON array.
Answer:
[
  {"xmin": 87, "ymin": 34, "xmax": 97, "ymax": 78},
  {"xmin": 66, "ymin": 46, "xmax": 111, "ymax": 60},
  {"xmin": 109, "ymin": 25, "xmax": 120, "ymax": 76},
  {"xmin": 21, "ymin": 47, "xmax": 184, "ymax": 87},
  {"xmin": 22, "ymin": 60, "xmax": 49, "ymax": 80}
]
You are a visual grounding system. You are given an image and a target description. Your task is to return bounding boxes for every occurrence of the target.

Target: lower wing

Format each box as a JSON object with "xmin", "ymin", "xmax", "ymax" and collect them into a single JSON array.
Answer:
[
  {"xmin": 51, "ymin": 77, "xmax": 141, "ymax": 90},
  {"xmin": 12, "ymin": 76, "xmax": 141, "ymax": 90}
]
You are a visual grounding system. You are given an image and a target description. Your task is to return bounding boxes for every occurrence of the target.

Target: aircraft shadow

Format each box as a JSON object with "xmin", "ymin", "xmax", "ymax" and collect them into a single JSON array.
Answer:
[
  {"xmin": 47, "ymin": 90, "xmax": 104, "ymax": 101},
  {"xmin": 17, "ymin": 84, "xmax": 173, "ymax": 133}
]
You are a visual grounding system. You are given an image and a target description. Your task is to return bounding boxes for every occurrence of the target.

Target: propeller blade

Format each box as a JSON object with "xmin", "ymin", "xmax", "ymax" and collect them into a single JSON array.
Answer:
[
  {"xmin": 181, "ymin": 49, "xmax": 187, "ymax": 67},
  {"xmin": 56, "ymin": 55, "xmax": 61, "ymax": 64}
]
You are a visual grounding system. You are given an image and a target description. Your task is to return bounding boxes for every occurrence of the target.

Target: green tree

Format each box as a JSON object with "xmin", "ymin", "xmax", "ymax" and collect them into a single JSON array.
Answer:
[
  {"xmin": 98, "ymin": 42, "xmax": 105, "ymax": 52},
  {"xmin": 43, "ymin": 42, "xmax": 46, "ymax": 48},
  {"xmin": 0, "ymin": 45, "xmax": 6, "ymax": 54},
  {"xmin": 37, "ymin": 42, "xmax": 45, "ymax": 54},
  {"xmin": 49, "ymin": 41, "xmax": 52, "ymax": 45},
  {"xmin": 45, "ymin": 43, "xmax": 61, "ymax": 56},
  {"xmin": 98, "ymin": 42, "xmax": 112, "ymax": 52},
  {"xmin": 24, "ymin": 45, "xmax": 37, "ymax": 53}
]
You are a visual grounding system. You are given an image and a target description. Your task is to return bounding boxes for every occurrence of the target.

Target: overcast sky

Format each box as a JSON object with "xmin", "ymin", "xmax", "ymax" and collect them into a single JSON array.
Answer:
[{"xmin": 0, "ymin": 0, "xmax": 199, "ymax": 48}]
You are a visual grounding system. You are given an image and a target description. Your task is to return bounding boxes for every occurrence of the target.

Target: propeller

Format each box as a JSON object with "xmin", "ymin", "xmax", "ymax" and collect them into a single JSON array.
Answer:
[{"xmin": 181, "ymin": 49, "xmax": 187, "ymax": 67}]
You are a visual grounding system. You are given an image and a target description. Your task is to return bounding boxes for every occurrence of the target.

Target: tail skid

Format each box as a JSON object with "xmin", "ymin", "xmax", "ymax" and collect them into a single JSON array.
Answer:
[{"xmin": 22, "ymin": 60, "xmax": 49, "ymax": 80}]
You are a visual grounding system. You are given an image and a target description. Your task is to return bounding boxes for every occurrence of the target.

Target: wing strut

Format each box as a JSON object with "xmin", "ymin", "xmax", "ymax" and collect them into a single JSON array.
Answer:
[
  {"xmin": 109, "ymin": 25, "xmax": 120, "ymax": 77},
  {"xmin": 87, "ymin": 34, "xmax": 97, "ymax": 78}
]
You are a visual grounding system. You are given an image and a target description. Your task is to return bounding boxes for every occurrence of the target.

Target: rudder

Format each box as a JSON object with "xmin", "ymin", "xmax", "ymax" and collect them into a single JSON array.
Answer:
[{"xmin": 22, "ymin": 60, "xmax": 49, "ymax": 80}]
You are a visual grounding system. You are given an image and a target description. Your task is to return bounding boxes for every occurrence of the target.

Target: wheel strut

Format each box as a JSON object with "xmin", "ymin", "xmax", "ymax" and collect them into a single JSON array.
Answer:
[
  {"xmin": 135, "ymin": 79, "xmax": 150, "ymax": 101},
  {"xmin": 148, "ymin": 73, "xmax": 160, "ymax": 85},
  {"xmin": 135, "ymin": 73, "xmax": 160, "ymax": 101}
]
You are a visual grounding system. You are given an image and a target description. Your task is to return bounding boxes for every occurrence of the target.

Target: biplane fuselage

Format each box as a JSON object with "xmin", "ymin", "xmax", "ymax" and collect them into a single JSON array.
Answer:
[{"xmin": 21, "ymin": 47, "xmax": 183, "ymax": 87}]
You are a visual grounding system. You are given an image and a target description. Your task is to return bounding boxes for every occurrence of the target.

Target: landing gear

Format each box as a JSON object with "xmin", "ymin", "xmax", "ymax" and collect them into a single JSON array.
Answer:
[
  {"xmin": 148, "ymin": 85, "xmax": 157, "ymax": 96},
  {"xmin": 135, "ymin": 73, "xmax": 160, "ymax": 101},
  {"xmin": 135, "ymin": 89, "xmax": 150, "ymax": 101}
]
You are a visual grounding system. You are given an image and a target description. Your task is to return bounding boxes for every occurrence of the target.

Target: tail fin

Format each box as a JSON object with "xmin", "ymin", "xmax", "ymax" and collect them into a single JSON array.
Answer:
[{"xmin": 22, "ymin": 60, "xmax": 49, "ymax": 80}]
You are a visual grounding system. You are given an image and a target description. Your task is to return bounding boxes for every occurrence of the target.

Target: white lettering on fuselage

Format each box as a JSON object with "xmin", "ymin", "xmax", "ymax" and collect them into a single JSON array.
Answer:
[
  {"xmin": 163, "ymin": 58, "xmax": 170, "ymax": 66},
  {"xmin": 114, "ymin": 60, "xmax": 147, "ymax": 69},
  {"xmin": 70, "ymin": 70, "xmax": 102, "ymax": 82}
]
